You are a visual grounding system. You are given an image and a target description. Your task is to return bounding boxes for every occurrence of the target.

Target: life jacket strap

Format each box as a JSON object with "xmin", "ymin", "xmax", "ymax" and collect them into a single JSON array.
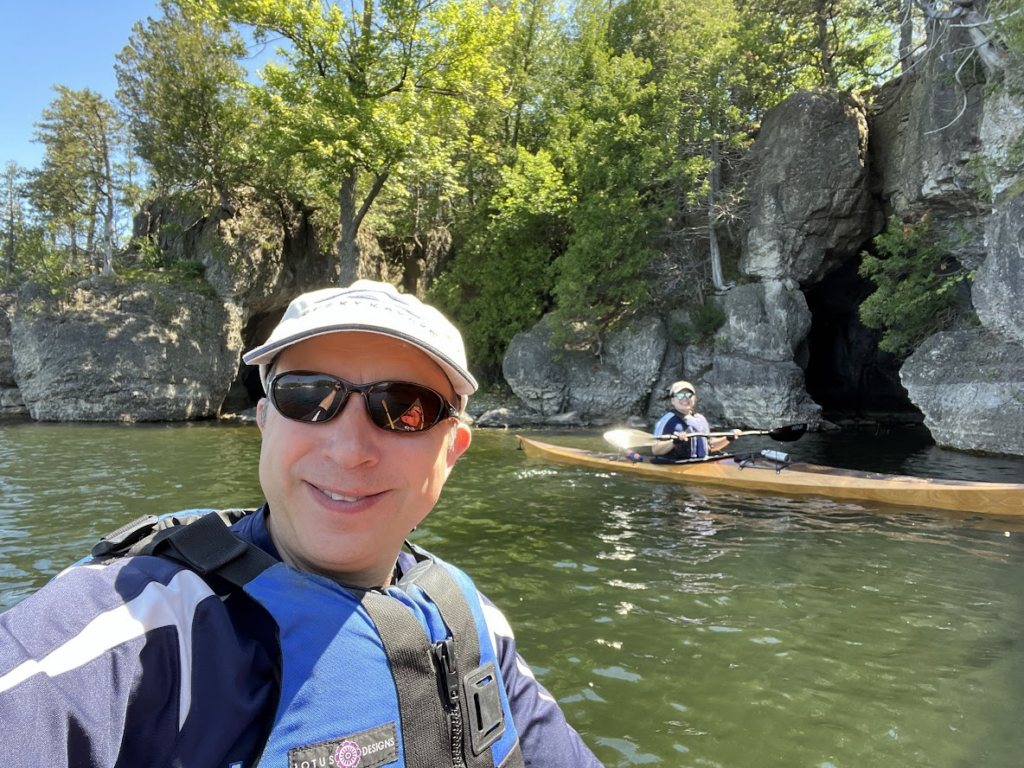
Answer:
[
  {"xmin": 400, "ymin": 553, "xmax": 523, "ymax": 767},
  {"xmin": 358, "ymin": 590, "xmax": 453, "ymax": 767},
  {"xmin": 139, "ymin": 511, "xmax": 277, "ymax": 587}
]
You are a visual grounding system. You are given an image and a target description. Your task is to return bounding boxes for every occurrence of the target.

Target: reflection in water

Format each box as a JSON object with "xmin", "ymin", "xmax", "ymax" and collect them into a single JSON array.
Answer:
[{"xmin": 2, "ymin": 423, "xmax": 1024, "ymax": 767}]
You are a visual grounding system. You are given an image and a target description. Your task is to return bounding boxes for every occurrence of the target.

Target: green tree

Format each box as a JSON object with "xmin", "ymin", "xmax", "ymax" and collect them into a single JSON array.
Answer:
[
  {"xmin": 30, "ymin": 87, "xmax": 127, "ymax": 277},
  {"xmin": 183, "ymin": 0, "xmax": 510, "ymax": 284},
  {"xmin": 858, "ymin": 214, "xmax": 973, "ymax": 357},
  {"xmin": 432, "ymin": 147, "xmax": 569, "ymax": 377},
  {"xmin": 2, "ymin": 162, "xmax": 28, "ymax": 280},
  {"xmin": 116, "ymin": 1, "xmax": 256, "ymax": 210},
  {"xmin": 734, "ymin": 0, "xmax": 897, "ymax": 91},
  {"xmin": 551, "ymin": 48, "xmax": 674, "ymax": 333}
]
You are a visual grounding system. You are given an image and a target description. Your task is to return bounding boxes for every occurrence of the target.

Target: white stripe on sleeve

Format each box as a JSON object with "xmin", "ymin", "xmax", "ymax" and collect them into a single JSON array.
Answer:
[{"xmin": 0, "ymin": 569, "xmax": 214, "ymax": 729}]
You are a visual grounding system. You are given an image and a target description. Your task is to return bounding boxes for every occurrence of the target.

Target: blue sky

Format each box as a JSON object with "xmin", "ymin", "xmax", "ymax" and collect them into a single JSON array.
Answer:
[{"xmin": 1, "ymin": 0, "xmax": 162, "ymax": 169}]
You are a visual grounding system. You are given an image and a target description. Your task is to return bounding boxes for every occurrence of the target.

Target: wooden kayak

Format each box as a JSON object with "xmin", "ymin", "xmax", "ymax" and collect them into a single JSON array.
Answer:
[{"xmin": 517, "ymin": 436, "xmax": 1024, "ymax": 518}]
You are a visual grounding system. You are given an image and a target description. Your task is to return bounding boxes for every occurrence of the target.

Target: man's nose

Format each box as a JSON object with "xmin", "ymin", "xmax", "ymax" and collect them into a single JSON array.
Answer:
[{"xmin": 319, "ymin": 392, "xmax": 382, "ymax": 468}]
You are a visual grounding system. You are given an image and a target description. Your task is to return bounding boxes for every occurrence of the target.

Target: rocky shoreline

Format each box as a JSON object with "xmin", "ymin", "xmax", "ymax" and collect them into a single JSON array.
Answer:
[{"xmin": 3, "ymin": 68, "xmax": 1023, "ymax": 457}]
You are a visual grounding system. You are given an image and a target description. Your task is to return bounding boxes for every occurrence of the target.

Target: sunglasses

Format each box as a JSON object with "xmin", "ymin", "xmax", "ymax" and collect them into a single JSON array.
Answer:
[
  {"xmin": 269, "ymin": 370, "xmax": 458, "ymax": 433},
  {"xmin": 672, "ymin": 391, "xmax": 695, "ymax": 400}
]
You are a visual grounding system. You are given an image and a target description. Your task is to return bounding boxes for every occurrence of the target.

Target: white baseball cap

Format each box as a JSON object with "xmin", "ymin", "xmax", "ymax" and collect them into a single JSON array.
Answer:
[
  {"xmin": 669, "ymin": 380, "xmax": 696, "ymax": 396},
  {"xmin": 243, "ymin": 280, "xmax": 478, "ymax": 404}
]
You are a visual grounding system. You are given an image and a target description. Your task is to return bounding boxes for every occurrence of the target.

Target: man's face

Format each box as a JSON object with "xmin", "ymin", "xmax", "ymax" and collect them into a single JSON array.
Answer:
[
  {"xmin": 671, "ymin": 390, "xmax": 696, "ymax": 415},
  {"xmin": 255, "ymin": 331, "xmax": 471, "ymax": 587}
]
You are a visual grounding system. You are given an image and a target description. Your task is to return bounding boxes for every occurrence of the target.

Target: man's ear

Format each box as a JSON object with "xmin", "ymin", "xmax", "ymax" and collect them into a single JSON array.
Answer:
[
  {"xmin": 256, "ymin": 398, "xmax": 268, "ymax": 432},
  {"xmin": 445, "ymin": 422, "xmax": 472, "ymax": 473}
]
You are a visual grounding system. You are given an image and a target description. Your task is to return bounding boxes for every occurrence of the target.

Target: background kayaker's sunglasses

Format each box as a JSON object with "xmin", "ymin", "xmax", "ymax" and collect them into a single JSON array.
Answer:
[
  {"xmin": 269, "ymin": 370, "xmax": 458, "ymax": 433},
  {"xmin": 672, "ymin": 391, "xmax": 695, "ymax": 400}
]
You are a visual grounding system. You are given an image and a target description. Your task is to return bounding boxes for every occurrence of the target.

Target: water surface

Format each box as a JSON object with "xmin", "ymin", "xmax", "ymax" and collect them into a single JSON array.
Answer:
[{"xmin": 2, "ymin": 421, "xmax": 1024, "ymax": 767}]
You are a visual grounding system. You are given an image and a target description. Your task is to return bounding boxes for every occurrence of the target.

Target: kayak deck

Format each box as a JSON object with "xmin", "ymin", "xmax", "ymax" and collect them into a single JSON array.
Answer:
[{"xmin": 517, "ymin": 436, "xmax": 1024, "ymax": 518}]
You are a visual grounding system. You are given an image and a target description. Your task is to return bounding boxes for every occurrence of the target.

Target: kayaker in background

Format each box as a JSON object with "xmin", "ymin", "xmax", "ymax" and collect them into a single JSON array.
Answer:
[
  {"xmin": 0, "ymin": 281, "xmax": 603, "ymax": 768},
  {"xmin": 651, "ymin": 380, "xmax": 738, "ymax": 463}
]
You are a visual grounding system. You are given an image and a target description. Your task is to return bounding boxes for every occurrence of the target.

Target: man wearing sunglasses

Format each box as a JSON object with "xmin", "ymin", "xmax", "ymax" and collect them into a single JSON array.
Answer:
[
  {"xmin": 0, "ymin": 281, "xmax": 603, "ymax": 767},
  {"xmin": 651, "ymin": 380, "xmax": 736, "ymax": 463}
]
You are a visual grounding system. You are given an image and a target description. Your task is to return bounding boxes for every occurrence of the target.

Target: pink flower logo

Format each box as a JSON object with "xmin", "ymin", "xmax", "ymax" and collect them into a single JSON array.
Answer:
[{"xmin": 335, "ymin": 741, "xmax": 361, "ymax": 768}]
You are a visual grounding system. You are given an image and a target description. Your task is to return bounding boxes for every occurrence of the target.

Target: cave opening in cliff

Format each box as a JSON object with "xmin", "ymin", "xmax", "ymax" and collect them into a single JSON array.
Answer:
[
  {"xmin": 803, "ymin": 256, "xmax": 922, "ymax": 424},
  {"xmin": 222, "ymin": 308, "xmax": 288, "ymax": 413}
]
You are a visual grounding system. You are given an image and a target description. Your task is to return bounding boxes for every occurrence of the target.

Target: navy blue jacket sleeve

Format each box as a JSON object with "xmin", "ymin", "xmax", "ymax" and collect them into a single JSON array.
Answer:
[{"xmin": 0, "ymin": 557, "xmax": 278, "ymax": 768}]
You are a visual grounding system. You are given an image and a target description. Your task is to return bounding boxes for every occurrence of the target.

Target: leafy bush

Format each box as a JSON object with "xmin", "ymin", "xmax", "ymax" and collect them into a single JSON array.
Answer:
[
  {"xmin": 669, "ymin": 300, "xmax": 726, "ymax": 346},
  {"xmin": 692, "ymin": 300, "xmax": 727, "ymax": 340},
  {"xmin": 858, "ymin": 214, "xmax": 974, "ymax": 357},
  {"xmin": 170, "ymin": 258, "xmax": 206, "ymax": 280}
]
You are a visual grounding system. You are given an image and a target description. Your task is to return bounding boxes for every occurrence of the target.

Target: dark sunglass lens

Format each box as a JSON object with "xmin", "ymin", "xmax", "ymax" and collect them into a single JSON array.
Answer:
[
  {"xmin": 274, "ymin": 374, "xmax": 343, "ymax": 422},
  {"xmin": 367, "ymin": 383, "xmax": 445, "ymax": 432}
]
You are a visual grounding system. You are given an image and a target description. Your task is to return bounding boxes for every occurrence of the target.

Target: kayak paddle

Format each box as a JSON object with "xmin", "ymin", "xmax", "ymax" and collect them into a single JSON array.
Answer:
[{"xmin": 603, "ymin": 423, "xmax": 807, "ymax": 450}]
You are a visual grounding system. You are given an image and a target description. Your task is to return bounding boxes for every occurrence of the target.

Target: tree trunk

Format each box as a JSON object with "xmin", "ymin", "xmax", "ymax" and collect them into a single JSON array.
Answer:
[
  {"xmin": 4, "ymin": 178, "xmax": 14, "ymax": 278},
  {"xmin": 70, "ymin": 220, "xmax": 80, "ymax": 268},
  {"xmin": 85, "ymin": 204, "xmax": 97, "ymax": 273},
  {"xmin": 101, "ymin": 132, "xmax": 115, "ymax": 277},
  {"xmin": 338, "ymin": 168, "xmax": 360, "ymax": 286},
  {"xmin": 814, "ymin": 0, "xmax": 834, "ymax": 86},
  {"xmin": 708, "ymin": 137, "xmax": 727, "ymax": 292},
  {"xmin": 899, "ymin": 0, "xmax": 915, "ymax": 73},
  {"xmin": 338, "ymin": 166, "xmax": 390, "ymax": 287}
]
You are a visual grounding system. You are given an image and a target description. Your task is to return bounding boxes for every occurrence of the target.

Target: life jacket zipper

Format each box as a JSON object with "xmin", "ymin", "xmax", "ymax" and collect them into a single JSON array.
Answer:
[{"xmin": 434, "ymin": 638, "xmax": 466, "ymax": 768}]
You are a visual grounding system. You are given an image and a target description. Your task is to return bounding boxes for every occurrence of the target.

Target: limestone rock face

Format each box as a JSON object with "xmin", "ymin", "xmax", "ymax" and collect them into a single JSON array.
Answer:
[
  {"xmin": 504, "ymin": 314, "xmax": 667, "ymax": 420},
  {"xmin": 133, "ymin": 197, "xmax": 333, "ymax": 316},
  {"xmin": 742, "ymin": 90, "xmax": 877, "ymax": 283},
  {"xmin": 870, "ymin": 57, "xmax": 987, "ymax": 218},
  {"xmin": 717, "ymin": 282, "xmax": 812, "ymax": 362},
  {"xmin": 11, "ymin": 282, "xmax": 242, "ymax": 422},
  {"xmin": 900, "ymin": 330, "xmax": 1024, "ymax": 455},
  {"xmin": 502, "ymin": 316, "xmax": 569, "ymax": 416},
  {"xmin": 708, "ymin": 356, "xmax": 821, "ymax": 429},
  {"xmin": 703, "ymin": 282, "xmax": 821, "ymax": 428},
  {"xmin": 565, "ymin": 316, "xmax": 667, "ymax": 420},
  {"xmin": 980, "ymin": 90, "xmax": 1024, "ymax": 199},
  {"xmin": 869, "ymin": 50, "xmax": 990, "ymax": 274},
  {"xmin": 974, "ymin": 195, "xmax": 1024, "ymax": 346},
  {"xmin": 0, "ymin": 295, "xmax": 26, "ymax": 416}
]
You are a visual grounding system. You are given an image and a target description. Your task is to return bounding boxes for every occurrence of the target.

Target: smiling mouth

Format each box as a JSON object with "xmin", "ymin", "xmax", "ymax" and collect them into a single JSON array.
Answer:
[{"xmin": 316, "ymin": 485, "xmax": 367, "ymax": 503}]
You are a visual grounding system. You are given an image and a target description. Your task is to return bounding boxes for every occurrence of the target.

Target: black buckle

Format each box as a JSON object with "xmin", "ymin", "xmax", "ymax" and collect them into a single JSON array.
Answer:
[
  {"xmin": 464, "ymin": 661, "xmax": 505, "ymax": 755},
  {"xmin": 91, "ymin": 514, "xmax": 160, "ymax": 559}
]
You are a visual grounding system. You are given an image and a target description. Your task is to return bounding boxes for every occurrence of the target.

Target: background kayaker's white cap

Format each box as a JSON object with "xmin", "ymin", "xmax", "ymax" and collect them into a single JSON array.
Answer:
[
  {"xmin": 243, "ymin": 280, "xmax": 478, "ymax": 405},
  {"xmin": 669, "ymin": 380, "xmax": 696, "ymax": 395}
]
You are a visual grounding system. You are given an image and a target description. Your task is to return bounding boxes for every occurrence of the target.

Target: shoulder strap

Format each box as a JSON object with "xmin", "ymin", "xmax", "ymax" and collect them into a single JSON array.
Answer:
[
  {"xmin": 140, "ymin": 512, "xmax": 278, "ymax": 587},
  {"xmin": 90, "ymin": 509, "xmax": 276, "ymax": 588}
]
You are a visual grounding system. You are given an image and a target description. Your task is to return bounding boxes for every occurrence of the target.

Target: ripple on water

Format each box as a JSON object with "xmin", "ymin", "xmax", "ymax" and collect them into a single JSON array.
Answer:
[{"xmin": 592, "ymin": 665, "xmax": 642, "ymax": 682}]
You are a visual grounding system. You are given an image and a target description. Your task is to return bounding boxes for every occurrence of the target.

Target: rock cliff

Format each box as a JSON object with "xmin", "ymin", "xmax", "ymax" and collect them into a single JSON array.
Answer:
[
  {"xmin": 0, "ymin": 293, "xmax": 26, "ymax": 416},
  {"xmin": 11, "ymin": 282, "xmax": 241, "ymax": 422},
  {"xmin": 2, "ymin": 31, "xmax": 1021, "ymax": 458},
  {"xmin": 501, "ymin": 64, "xmax": 1024, "ymax": 454}
]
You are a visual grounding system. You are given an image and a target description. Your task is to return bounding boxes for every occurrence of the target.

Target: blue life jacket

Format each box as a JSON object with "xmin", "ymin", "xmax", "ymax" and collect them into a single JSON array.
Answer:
[
  {"xmin": 89, "ymin": 510, "xmax": 526, "ymax": 768},
  {"xmin": 652, "ymin": 413, "xmax": 709, "ymax": 460}
]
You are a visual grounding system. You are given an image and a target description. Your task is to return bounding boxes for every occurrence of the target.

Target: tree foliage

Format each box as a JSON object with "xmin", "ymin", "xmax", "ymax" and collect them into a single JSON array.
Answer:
[
  {"xmin": 858, "ymin": 214, "xmax": 975, "ymax": 357},
  {"xmin": 29, "ymin": 87, "xmax": 134, "ymax": 278},
  {"xmin": 432, "ymin": 148, "xmax": 569, "ymax": 378},
  {"xmin": 181, "ymin": 0, "xmax": 510, "ymax": 283},
  {"xmin": 116, "ymin": 1, "xmax": 256, "ymax": 209},
  {"xmin": 7, "ymin": 0, "xmax": 982, "ymax": 379}
]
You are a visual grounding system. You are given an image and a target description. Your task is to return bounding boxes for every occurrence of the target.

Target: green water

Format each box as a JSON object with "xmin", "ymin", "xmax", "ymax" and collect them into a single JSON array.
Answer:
[{"xmin": 3, "ymin": 421, "xmax": 1024, "ymax": 767}]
